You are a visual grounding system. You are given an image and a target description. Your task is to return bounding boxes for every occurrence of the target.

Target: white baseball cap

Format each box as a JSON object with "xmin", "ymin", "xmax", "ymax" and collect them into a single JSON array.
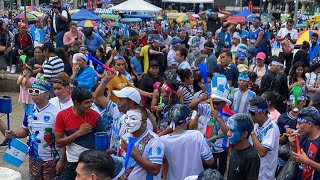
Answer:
[{"xmin": 113, "ymin": 87, "xmax": 141, "ymax": 104}]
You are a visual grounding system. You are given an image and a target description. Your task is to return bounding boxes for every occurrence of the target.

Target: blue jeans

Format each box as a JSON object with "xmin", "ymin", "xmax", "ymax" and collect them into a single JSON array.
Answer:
[{"xmin": 55, "ymin": 31, "xmax": 65, "ymax": 48}]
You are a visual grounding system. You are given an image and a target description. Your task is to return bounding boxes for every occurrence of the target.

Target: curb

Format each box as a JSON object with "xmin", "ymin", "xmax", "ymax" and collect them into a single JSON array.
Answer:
[{"xmin": 0, "ymin": 70, "xmax": 20, "ymax": 92}]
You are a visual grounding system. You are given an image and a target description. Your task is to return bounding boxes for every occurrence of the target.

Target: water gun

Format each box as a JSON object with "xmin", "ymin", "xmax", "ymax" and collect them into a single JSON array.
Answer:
[
  {"xmin": 292, "ymin": 86, "xmax": 301, "ymax": 112},
  {"xmin": 87, "ymin": 53, "xmax": 113, "ymax": 72},
  {"xmin": 20, "ymin": 55, "xmax": 27, "ymax": 69}
]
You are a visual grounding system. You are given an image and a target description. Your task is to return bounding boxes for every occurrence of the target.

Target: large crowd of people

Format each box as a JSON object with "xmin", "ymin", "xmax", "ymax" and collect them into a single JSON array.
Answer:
[{"xmin": 1, "ymin": 0, "xmax": 320, "ymax": 179}]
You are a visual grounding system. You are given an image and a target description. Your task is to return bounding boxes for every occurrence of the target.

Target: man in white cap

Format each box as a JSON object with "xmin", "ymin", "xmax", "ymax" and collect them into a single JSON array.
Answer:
[{"xmin": 94, "ymin": 73, "xmax": 157, "ymax": 154}]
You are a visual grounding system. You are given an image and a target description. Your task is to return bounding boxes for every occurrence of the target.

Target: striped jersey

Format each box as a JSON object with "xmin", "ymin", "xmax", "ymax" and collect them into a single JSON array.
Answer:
[
  {"xmin": 179, "ymin": 85, "xmax": 195, "ymax": 106},
  {"xmin": 231, "ymin": 88, "xmax": 256, "ymax": 113},
  {"xmin": 43, "ymin": 56, "xmax": 64, "ymax": 84}
]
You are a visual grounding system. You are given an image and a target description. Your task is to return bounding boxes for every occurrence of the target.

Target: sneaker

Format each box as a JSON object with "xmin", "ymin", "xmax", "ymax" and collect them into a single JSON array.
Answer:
[
  {"xmin": 0, "ymin": 139, "xmax": 8, "ymax": 146},
  {"xmin": 10, "ymin": 65, "xmax": 16, "ymax": 74},
  {"xmin": 6, "ymin": 66, "xmax": 10, "ymax": 72}
]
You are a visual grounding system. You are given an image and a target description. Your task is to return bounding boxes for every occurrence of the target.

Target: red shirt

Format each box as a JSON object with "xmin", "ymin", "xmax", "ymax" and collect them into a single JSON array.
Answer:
[{"xmin": 17, "ymin": 34, "xmax": 29, "ymax": 48}]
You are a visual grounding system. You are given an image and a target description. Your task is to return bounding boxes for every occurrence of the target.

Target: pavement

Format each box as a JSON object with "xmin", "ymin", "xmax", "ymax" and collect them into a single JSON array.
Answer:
[{"xmin": 0, "ymin": 92, "xmax": 29, "ymax": 179}]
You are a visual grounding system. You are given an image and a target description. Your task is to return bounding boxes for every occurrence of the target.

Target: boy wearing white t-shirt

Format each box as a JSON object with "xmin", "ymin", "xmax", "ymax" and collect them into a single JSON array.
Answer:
[{"xmin": 160, "ymin": 104, "xmax": 214, "ymax": 180}]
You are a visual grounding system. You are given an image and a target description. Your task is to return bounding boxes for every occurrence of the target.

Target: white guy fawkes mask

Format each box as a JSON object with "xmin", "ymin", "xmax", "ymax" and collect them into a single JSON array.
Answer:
[{"xmin": 125, "ymin": 111, "xmax": 142, "ymax": 133}]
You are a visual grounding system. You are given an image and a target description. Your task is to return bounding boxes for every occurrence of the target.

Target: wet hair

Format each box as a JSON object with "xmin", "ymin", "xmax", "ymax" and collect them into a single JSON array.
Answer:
[
  {"xmin": 262, "ymin": 91, "xmax": 276, "ymax": 107},
  {"xmin": 289, "ymin": 61, "xmax": 306, "ymax": 84},
  {"xmin": 176, "ymin": 69, "xmax": 193, "ymax": 82},
  {"xmin": 78, "ymin": 150, "xmax": 115, "ymax": 179},
  {"xmin": 71, "ymin": 88, "xmax": 92, "ymax": 104},
  {"xmin": 53, "ymin": 72, "xmax": 71, "ymax": 87},
  {"xmin": 232, "ymin": 114, "xmax": 254, "ymax": 138}
]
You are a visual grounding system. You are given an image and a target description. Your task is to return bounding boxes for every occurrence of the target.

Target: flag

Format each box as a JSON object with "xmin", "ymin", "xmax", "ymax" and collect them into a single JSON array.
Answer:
[{"xmin": 2, "ymin": 138, "xmax": 28, "ymax": 167}]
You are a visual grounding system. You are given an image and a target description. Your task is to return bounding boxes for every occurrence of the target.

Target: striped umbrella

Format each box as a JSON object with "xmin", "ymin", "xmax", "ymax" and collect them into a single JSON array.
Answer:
[
  {"xmin": 15, "ymin": 12, "xmax": 38, "ymax": 20},
  {"xmin": 296, "ymin": 30, "xmax": 320, "ymax": 45},
  {"xmin": 176, "ymin": 14, "xmax": 195, "ymax": 23},
  {"xmin": 78, "ymin": 20, "xmax": 98, "ymax": 27}
]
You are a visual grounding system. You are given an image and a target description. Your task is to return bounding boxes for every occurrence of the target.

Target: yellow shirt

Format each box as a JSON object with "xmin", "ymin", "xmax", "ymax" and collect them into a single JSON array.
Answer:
[
  {"xmin": 106, "ymin": 75, "xmax": 134, "ymax": 103},
  {"xmin": 140, "ymin": 45, "xmax": 150, "ymax": 73},
  {"xmin": 217, "ymin": 54, "xmax": 236, "ymax": 64}
]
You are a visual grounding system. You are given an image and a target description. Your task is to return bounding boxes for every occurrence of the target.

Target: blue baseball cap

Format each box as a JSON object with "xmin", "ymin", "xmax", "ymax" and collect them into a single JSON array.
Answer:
[{"xmin": 236, "ymin": 52, "xmax": 246, "ymax": 60}]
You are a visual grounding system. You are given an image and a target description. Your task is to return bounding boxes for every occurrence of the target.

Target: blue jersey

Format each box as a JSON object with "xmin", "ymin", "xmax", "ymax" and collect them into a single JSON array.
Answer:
[{"xmin": 249, "ymin": 27, "xmax": 263, "ymax": 52}]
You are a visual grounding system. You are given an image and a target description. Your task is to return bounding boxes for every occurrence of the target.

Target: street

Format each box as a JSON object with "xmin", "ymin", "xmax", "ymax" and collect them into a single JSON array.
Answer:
[{"xmin": 0, "ymin": 92, "xmax": 29, "ymax": 179}]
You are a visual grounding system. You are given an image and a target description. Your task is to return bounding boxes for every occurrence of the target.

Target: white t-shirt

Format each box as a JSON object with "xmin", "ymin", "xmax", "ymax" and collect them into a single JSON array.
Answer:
[
  {"xmin": 49, "ymin": 97, "xmax": 73, "ymax": 111},
  {"xmin": 250, "ymin": 118, "xmax": 280, "ymax": 180},
  {"xmin": 164, "ymin": 35, "xmax": 173, "ymax": 46},
  {"xmin": 122, "ymin": 130, "xmax": 164, "ymax": 180},
  {"xmin": 187, "ymin": 36, "xmax": 206, "ymax": 50},
  {"xmin": 160, "ymin": 130, "xmax": 213, "ymax": 180},
  {"xmin": 277, "ymin": 27, "xmax": 298, "ymax": 51}
]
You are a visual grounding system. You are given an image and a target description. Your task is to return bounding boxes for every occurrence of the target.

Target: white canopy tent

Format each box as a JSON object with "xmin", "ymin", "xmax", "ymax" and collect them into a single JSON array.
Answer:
[
  {"xmin": 162, "ymin": 0, "xmax": 214, "ymax": 3},
  {"xmin": 108, "ymin": 0, "xmax": 162, "ymax": 13}
]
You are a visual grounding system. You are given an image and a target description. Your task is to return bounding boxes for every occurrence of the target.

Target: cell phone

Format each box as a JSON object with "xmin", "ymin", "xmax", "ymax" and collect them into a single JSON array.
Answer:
[{"xmin": 287, "ymin": 33, "xmax": 291, "ymax": 37}]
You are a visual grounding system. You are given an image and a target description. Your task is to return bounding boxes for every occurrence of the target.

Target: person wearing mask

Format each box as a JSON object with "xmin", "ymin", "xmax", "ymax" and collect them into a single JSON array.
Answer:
[
  {"xmin": 203, "ymin": 42, "xmax": 217, "ymax": 76},
  {"xmin": 308, "ymin": 33, "xmax": 320, "ymax": 63},
  {"xmin": 249, "ymin": 96, "xmax": 280, "ymax": 180},
  {"xmin": 161, "ymin": 104, "xmax": 214, "ymax": 180},
  {"xmin": 120, "ymin": 105, "xmax": 164, "ymax": 180},
  {"xmin": 76, "ymin": 150, "xmax": 115, "ymax": 180},
  {"xmin": 11, "ymin": 22, "xmax": 33, "ymax": 73},
  {"xmin": 55, "ymin": 88, "xmax": 105, "ymax": 180},
  {"xmin": 248, "ymin": 17, "xmax": 264, "ymax": 53},
  {"xmin": 293, "ymin": 41, "xmax": 310, "ymax": 69},
  {"xmin": 5, "ymin": 80, "xmax": 64, "ymax": 179},
  {"xmin": 198, "ymin": 8, "xmax": 230, "ymax": 35},
  {"xmin": 52, "ymin": 0, "xmax": 70, "ymax": 48},
  {"xmin": 42, "ymin": 42, "xmax": 65, "ymax": 85},
  {"xmin": 215, "ymin": 22, "xmax": 232, "ymax": 55},
  {"xmin": 288, "ymin": 106, "xmax": 320, "ymax": 180},
  {"xmin": 227, "ymin": 114, "xmax": 260, "ymax": 180},
  {"xmin": 27, "ymin": 47, "xmax": 45, "ymax": 76}
]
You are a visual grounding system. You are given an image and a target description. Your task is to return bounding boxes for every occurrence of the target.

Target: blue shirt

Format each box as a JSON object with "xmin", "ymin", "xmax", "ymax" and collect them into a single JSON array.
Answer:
[
  {"xmin": 82, "ymin": 32, "xmax": 105, "ymax": 53},
  {"xmin": 231, "ymin": 88, "xmax": 256, "ymax": 113},
  {"xmin": 130, "ymin": 56, "xmax": 143, "ymax": 75},
  {"xmin": 249, "ymin": 28, "xmax": 263, "ymax": 52}
]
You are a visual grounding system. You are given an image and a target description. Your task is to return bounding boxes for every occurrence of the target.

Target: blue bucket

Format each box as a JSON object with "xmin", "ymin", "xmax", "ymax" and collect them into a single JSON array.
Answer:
[
  {"xmin": 0, "ymin": 96, "xmax": 12, "ymax": 114},
  {"xmin": 95, "ymin": 132, "xmax": 109, "ymax": 151}
]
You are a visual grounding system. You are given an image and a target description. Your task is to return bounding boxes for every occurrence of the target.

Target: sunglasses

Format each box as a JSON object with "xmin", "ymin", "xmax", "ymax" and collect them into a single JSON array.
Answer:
[
  {"xmin": 249, "ymin": 110, "xmax": 256, "ymax": 116},
  {"xmin": 28, "ymin": 88, "xmax": 47, "ymax": 95}
]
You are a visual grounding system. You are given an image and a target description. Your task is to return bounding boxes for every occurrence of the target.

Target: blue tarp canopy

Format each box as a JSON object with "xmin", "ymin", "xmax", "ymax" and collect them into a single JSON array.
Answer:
[
  {"xmin": 123, "ymin": 14, "xmax": 155, "ymax": 19},
  {"xmin": 71, "ymin": 8, "xmax": 101, "ymax": 21},
  {"xmin": 120, "ymin": 18, "xmax": 143, "ymax": 23},
  {"xmin": 233, "ymin": 8, "xmax": 252, "ymax": 18}
]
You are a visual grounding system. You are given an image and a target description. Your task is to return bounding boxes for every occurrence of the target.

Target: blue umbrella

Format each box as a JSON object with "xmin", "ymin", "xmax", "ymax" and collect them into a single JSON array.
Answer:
[{"xmin": 71, "ymin": 8, "xmax": 101, "ymax": 21}]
